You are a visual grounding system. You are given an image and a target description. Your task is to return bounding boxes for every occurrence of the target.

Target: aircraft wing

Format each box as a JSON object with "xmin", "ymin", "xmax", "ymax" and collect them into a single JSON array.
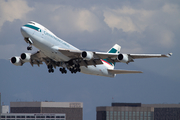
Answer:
[
  {"xmin": 58, "ymin": 48, "xmax": 118, "ymax": 59},
  {"xmin": 128, "ymin": 53, "xmax": 172, "ymax": 59},
  {"xmin": 58, "ymin": 47, "xmax": 172, "ymax": 65},
  {"xmin": 27, "ymin": 51, "xmax": 44, "ymax": 66},
  {"xmin": 112, "ymin": 53, "xmax": 173, "ymax": 64},
  {"xmin": 108, "ymin": 69, "xmax": 142, "ymax": 74},
  {"xmin": 19, "ymin": 51, "xmax": 59, "ymax": 68}
]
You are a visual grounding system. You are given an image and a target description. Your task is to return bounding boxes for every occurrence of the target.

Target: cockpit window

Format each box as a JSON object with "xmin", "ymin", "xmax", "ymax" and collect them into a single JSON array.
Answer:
[{"xmin": 28, "ymin": 22, "xmax": 35, "ymax": 25}]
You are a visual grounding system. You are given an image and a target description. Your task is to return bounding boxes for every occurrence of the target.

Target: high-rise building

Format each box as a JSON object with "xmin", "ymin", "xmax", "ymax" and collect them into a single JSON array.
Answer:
[{"xmin": 96, "ymin": 103, "xmax": 180, "ymax": 120}]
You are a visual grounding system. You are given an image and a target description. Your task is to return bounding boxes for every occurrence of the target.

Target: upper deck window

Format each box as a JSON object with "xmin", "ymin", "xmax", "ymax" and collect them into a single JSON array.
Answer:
[{"xmin": 28, "ymin": 22, "xmax": 35, "ymax": 25}]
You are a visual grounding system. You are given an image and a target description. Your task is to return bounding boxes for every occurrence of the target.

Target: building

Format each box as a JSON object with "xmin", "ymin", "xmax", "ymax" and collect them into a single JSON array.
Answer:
[
  {"xmin": 0, "ymin": 113, "xmax": 66, "ymax": 120},
  {"xmin": 0, "ymin": 101, "xmax": 83, "ymax": 120},
  {"xmin": 96, "ymin": 103, "xmax": 180, "ymax": 120},
  {"xmin": 0, "ymin": 93, "xmax": 1, "ymax": 113},
  {"xmin": 10, "ymin": 102, "xmax": 83, "ymax": 120}
]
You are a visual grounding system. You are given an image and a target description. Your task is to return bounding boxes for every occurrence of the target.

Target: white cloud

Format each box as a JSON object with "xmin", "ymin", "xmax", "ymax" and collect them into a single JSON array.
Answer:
[
  {"xmin": 51, "ymin": 6, "xmax": 101, "ymax": 33},
  {"xmin": 103, "ymin": 6, "xmax": 153, "ymax": 32},
  {"xmin": 76, "ymin": 10, "xmax": 99, "ymax": 32},
  {"xmin": 162, "ymin": 3, "xmax": 179, "ymax": 14},
  {"xmin": 0, "ymin": 0, "xmax": 33, "ymax": 31},
  {"xmin": 158, "ymin": 29, "xmax": 174, "ymax": 48},
  {"xmin": 103, "ymin": 3, "xmax": 180, "ymax": 48}
]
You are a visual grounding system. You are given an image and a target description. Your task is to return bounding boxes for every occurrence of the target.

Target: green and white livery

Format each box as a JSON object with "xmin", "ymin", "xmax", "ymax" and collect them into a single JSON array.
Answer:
[{"xmin": 10, "ymin": 21, "xmax": 172, "ymax": 77}]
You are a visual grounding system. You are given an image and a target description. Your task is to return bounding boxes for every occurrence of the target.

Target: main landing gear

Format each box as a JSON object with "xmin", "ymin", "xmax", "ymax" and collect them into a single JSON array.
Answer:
[
  {"xmin": 47, "ymin": 64, "xmax": 81, "ymax": 74},
  {"xmin": 59, "ymin": 68, "xmax": 67, "ymax": 74},
  {"xmin": 69, "ymin": 64, "xmax": 81, "ymax": 74},
  {"xmin": 48, "ymin": 65, "xmax": 54, "ymax": 73}
]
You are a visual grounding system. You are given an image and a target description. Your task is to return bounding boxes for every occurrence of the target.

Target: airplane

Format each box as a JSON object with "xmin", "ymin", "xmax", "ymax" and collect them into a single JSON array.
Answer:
[{"xmin": 10, "ymin": 21, "xmax": 172, "ymax": 77}]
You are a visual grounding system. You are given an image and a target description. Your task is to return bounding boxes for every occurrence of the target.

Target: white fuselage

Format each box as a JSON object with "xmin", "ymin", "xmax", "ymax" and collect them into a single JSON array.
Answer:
[{"xmin": 21, "ymin": 22, "xmax": 115, "ymax": 77}]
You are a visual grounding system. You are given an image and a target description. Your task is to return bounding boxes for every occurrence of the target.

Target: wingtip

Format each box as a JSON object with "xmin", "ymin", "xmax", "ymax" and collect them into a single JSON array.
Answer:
[{"xmin": 167, "ymin": 53, "xmax": 173, "ymax": 57}]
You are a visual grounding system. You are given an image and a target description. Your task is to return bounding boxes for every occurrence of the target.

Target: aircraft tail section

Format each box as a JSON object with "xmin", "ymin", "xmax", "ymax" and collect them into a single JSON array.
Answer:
[
  {"xmin": 107, "ymin": 44, "xmax": 121, "ymax": 54},
  {"xmin": 102, "ymin": 44, "xmax": 121, "ymax": 67}
]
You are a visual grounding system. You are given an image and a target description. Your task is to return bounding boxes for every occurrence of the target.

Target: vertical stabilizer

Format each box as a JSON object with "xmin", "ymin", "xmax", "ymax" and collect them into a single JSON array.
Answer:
[
  {"xmin": 102, "ymin": 44, "xmax": 121, "ymax": 68},
  {"xmin": 107, "ymin": 44, "xmax": 121, "ymax": 54}
]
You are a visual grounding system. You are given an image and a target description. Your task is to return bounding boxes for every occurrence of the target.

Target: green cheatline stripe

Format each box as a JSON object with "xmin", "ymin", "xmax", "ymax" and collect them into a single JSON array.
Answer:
[
  {"xmin": 103, "ymin": 48, "xmax": 118, "ymax": 66},
  {"xmin": 24, "ymin": 24, "xmax": 41, "ymax": 32}
]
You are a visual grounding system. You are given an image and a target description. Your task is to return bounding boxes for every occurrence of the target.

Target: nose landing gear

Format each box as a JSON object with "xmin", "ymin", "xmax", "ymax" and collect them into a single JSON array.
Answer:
[
  {"xmin": 24, "ymin": 38, "xmax": 33, "ymax": 50},
  {"xmin": 27, "ymin": 45, "xmax": 32, "ymax": 50}
]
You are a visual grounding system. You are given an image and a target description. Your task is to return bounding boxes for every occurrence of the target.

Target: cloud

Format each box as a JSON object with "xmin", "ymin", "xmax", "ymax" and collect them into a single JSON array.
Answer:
[
  {"xmin": 0, "ymin": 0, "xmax": 179, "ymax": 58},
  {"xmin": 51, "ymin": 6, "xmax": 102, "ymax": 34},
  {"xmin": 103, "ymin": 6, "xmax": 153, "ymax": 32},
  {"xmin": 0, "ymin": 0, "xmax": 33, "ymax": 31},
  {"xmin": 103, "ymin": 3, "xmax": 180, "ymax": 48}
]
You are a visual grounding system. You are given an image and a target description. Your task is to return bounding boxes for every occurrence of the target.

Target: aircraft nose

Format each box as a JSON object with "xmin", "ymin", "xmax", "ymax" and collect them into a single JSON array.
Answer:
[{"xmin": 21, "ymin": 26, "xmax": 29, "ymax": 37}]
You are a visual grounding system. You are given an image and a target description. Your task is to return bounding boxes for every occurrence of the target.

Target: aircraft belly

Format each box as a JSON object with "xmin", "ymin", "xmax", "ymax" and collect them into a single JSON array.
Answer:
[
  {"xmin": 80, "ymin": 65, "xmax": 115, "ymax": 77},
  {"xmin": 30, "ymin": 35, "xmax": 70, "ymax": 61}
]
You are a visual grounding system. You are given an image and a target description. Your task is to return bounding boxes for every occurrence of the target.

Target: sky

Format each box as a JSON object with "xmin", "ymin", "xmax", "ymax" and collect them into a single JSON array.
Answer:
[{"xmin": 0, "ymin": 0, "xmax": 180, "ymax": 120}]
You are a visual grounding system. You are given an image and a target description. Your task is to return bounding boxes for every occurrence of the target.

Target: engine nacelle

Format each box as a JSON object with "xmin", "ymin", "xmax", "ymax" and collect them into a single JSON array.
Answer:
[
  {"xmin": 81, "ymin": 51, "xmax": 94, "ymax": 60},
  {"xmin": 10, "ymin": 56, "xmax": 23, "ymax": 66},
  {"xmin": 21, "ymin": 53, "xmax": 31, "ymax": 62},
  {"xmin": 118, "ymin": 54, "xmax": 129, "ymax": 63}
]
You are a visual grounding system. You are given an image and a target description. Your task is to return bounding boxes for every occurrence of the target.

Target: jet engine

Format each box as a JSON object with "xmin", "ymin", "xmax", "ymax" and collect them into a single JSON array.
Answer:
[
  {"xmin": 81, "ymin": 51, "xmax": 94, "ymax": 60},
  {"xmin": 10, "ymin": 56, "xmax": 23, "ymax": 66},
  {"xmin": 21, "ymin": 53, "xmax": 31, "ymax": 62},
  {"xmin": 118, "ymin": 54, "xmax": 129, "ymax": 63}
]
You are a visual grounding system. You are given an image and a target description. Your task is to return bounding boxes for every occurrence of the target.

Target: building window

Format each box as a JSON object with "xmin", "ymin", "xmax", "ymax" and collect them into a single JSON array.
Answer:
[
  {"xmin": 26, "ymin": 116, "xmax": 35, "ymax": 118},
  {"xmin": 121, "ymin": 111, "xmax": 124, "ymax": 119},
  {"xmin": 114, "ymin": 111, "xmax": 117, "ymax": 120},
  {"xmin": 136, "ymin": 112, "xmax": 139, "ymax": 116},
  {"xmin": 7, "ymin": 116, "xmax": 15, "ymax": 118},
  {"xmin": 1, "ymin": 116, "xmax": 5, "ymax": 118},
  {"xmin": 129, "ymin": 111, "xmax": 132, "ymax": 117},
  {"xmin": 110, "ymin": 111, "xmax": 113, "ymax": 120},
  {"xmin": 125, "ymin": 111, "xmax": 128, "ymax": 120},
  {"xmin": 144, "ymin": 112, "xmax": 147, "ymax": 117},
  {"xmin": 106, "ymin": 111, "xmax": 109, "ymax": 120},
  {"xmin": 36, "ymin": 116, "xmax": 45, "ymax": 118},
  {"xmin": 56, "ymin": 116, "xmax": 65, "ymax": 118},
  {"xmin": 17, "ymin": 116, "xmax": 25, "ymax": 118},
  {"xmin": 133, "ymin": 112, "xmax": 136, "ymax": 117},
  {"xmin": 140, "ymin": 112, "xmax": 143, "ymax": 117},
  {"xmin": 118, "ymin": 111, "xmax": 120, "ymax": 120}
]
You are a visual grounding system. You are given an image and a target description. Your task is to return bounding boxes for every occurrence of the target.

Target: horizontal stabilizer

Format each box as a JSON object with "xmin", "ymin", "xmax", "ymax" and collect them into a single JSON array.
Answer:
[{"xmin": 108, "ymin": 69, "xmax": 142, "ymax": 74}]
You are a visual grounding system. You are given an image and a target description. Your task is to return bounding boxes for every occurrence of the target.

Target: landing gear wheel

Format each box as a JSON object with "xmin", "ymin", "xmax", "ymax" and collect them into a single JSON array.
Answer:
[
  {"xmin": 27, "ymin": 46, "xmax": 32, "ymax": 50},
  {"xmin": 48, "ymin": 69, "xmax": 54, "ymax": 73},
  {"xmin": 59, "ymin": 68, "xmax": 67, "ymax": 74}
]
